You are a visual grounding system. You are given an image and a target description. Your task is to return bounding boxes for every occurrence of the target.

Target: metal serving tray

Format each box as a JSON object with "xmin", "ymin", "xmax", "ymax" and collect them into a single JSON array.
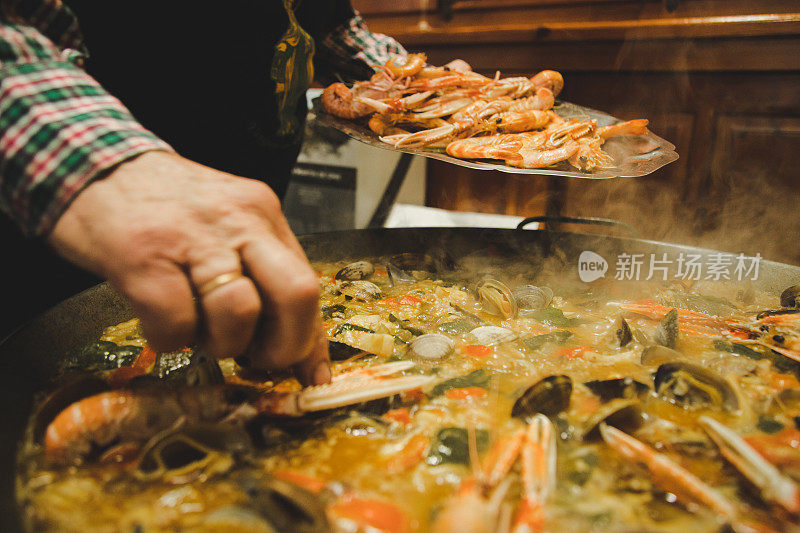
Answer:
[{"xmin": 312, "ymin": 98, "xmax": 678, "ymax": 179}]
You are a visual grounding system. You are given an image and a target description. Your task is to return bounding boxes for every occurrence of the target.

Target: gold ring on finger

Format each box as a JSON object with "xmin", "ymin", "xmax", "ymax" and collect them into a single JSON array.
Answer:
[{"xmin": 197, "ymin": 271, "xmax": 245, "ymax": 297}]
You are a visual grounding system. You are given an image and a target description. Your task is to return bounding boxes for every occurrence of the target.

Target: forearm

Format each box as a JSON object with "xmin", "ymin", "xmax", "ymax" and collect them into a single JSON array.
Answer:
[{"xmin": 0, "ymin": 22, "xmax": 171, "ymax": 237}]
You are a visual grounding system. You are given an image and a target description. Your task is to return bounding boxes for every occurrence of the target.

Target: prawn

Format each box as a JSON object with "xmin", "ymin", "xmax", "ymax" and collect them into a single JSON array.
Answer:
[{"xmin": 44, "ymin": 362, "xmax": 434, "ymax": 465}]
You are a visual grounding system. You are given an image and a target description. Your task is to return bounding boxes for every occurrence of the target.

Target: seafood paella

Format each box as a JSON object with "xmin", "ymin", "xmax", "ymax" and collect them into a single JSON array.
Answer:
[
  {"xmin": 320, "ymin": 54, "xmax": 650, "ymax": 172},
  {"xmin": 16, "ymin": 252, "xmax": 800, "ymax": 532}
]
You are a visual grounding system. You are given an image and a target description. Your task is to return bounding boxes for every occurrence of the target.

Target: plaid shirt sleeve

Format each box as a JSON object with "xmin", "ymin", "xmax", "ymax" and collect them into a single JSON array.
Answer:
[
  {"xmin": 315, "ymin": 12, "xmax": 408, "ymax": 85},
  {"xmin": 0, "ymin": 2, "xmax": 172, "ymax": 237}
]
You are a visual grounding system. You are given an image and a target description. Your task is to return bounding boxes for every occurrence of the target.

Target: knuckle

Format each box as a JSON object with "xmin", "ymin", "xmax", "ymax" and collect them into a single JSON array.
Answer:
[
  {"xmin": 241, "ymin": 180, "xmax": 280, "ymax": 212},
  {"xmin": 228, "ymin": 291, "xmax": 262, "ymax": 323},
  {"xmin": 284, "ymin": 272, "xmax": 321, "ymax": 308}
]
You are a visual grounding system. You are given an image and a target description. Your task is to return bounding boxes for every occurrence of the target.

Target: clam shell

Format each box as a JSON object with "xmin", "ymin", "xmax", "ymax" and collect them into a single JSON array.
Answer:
[
  {"xmin": 468, "ymin": 326, "xmax": 516, "ymax": 346},
  {"xmin": 339, "ymin": 280, "xmax": 381, "ymax": 301},
  {"xmin": 407, "ymin": 334, "xmax": 455, "ymax": 362},
  {"xmin": 513, "ymin": 285, "xmax": 554, "ymax": 311},
  {"xmin": 335, "ymin": 261, "xmax": 374, "ymax": 281},
  {"xmin": 476, "ymin": 278, "xmax": 517, "ymax": 319}
]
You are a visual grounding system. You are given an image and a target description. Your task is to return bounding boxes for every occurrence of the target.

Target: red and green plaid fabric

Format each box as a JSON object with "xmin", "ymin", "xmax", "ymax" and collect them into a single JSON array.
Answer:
[
  {"xmin": 0, "ymin": 1, "xmax": 404, "ymax": 237},
  {"xmin": 317, "ymin": 12, "xmax": 407, "ymax": 84}
]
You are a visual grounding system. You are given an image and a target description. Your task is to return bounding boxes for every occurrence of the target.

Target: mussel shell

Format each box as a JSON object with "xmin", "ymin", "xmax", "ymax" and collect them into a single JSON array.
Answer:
[
  {"xmin": 328, "ymin": 340, "xmax": 366, "ymax": 361},
  {"xmin": 387, "ymin": 253, "xmax": 437, "ymax": 284},
  {"xmin": 653, "ymin": 308, "xmax": 679, "ymax": 349},
  {"xmin": 609, "ymin": 316, "xmax": 633, "ymax": 348},
  {"xmin": 513, "ymin": 285, "xmax": 554, "ymax": 311},
  {"xmin": 476, "ymin": 278, "xmax": 517, "ymax": 319},
  {"xmin": 580, "ymin": 398, "xmax": 643, "ymax": 441},
  {"xmin": 781, "ymin": 285, "xmax": 800, "ymax": 308},
  {"xmin": 63, "ymin": 340, "xmax": 142, "ymax": 371},
  {"xmin": 654, "ymin": 362, "xmax": 741, "ymax": 412},
  {"xmin": 468, "ymin": 326, "xmax": 516, "ymax": 346},
  {"xmin": 512, "ymin": 375, "xmax": 572, "ymax": 420},
  {"xmin": 407, "ymin": 333, "xmax": 454, "ymax": 362},
  {"xmin": 235, "ymin": 473, "xmax": 330, "ymax": 533},
  {"xmin": 584, "ymin": 378, "xmax": 649, "ymax": 401},
  {"xmin": 390, "ymin": 253, "xmax": 437, "ymax": 273},
  {"xmin": 640, "ymin": 345, "xmax": 685, "ymax": 366},
  {"xmin": 335, "ymin": 261, "xmax": 374, "ymax": 281},
  {"xmin": 339, "ymin": 280, "xmax": 381, "ymax": 301}
]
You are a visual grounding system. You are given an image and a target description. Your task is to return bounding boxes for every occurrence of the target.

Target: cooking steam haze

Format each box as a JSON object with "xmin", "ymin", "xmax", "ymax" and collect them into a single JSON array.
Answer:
[{"xmin": 561, "ymin": 36, "xmax": 798, "ymax": 266}]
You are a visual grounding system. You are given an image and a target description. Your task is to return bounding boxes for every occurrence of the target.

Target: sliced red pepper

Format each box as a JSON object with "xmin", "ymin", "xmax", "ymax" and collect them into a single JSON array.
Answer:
[
  {"xmin": 108, "ymin": 365, "xmax": 146, "ymax": 388},
  {"xmin": 555, "ymin": 346, "xmax": 590, "ymax": 360},
  {"xmin": 384, "ymin": 407, "xmax": 412, "ymax": 425},
  {"xmin": 133, "ymin": 346, "xmax": 157, "ymax": 370},
  {"xmin": 399, "ymin": 295, "xmax": 422, "ymax": 305},
  {"xmin": 330, "ymin": 496, "xmax": 410, "ymax": 533},
  {"xmin": 770, "ymin": 372, "xmax": 800, "ymax": 391},
  {"xmin": 463, "ymin": 344, "xmax": 493, "ymax": 357},
  {"xmin": 446, "ymin": 387, "xmax": 487, "ymax": 400},
  {"xmin": 387, "ymin": 433, "xmax": 429, "ymax": 474},
  {"xmin": 400, "ymin": 387, "xmax": 425, "ymax": 404},
  {"xmin": 273, "ymin": 470, "xmax": 327, "ymax": 494}
]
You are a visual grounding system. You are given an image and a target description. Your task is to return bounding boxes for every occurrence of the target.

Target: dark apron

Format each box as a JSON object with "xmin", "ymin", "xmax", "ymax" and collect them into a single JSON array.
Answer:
[{"xmin": 0, "ymin": 0, "xmax": 354, "ymax": 338}]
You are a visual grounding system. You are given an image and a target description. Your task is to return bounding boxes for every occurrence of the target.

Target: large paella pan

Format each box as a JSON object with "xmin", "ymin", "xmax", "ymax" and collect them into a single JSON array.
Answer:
[{"xmin": 3, "ymin": 228, "xmax": 800, "ymax": 532}]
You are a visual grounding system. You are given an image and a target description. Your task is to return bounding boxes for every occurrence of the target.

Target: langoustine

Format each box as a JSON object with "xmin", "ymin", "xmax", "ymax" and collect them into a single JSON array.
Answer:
[{"xmin": 45, "ymin": 361, "xmax": 434, "ymax": 465}]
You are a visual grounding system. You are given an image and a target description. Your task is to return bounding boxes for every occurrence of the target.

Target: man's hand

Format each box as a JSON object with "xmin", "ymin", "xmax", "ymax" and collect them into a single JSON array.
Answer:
[{"xmin": 49, "ymin": 151, "xmax": 330, "ymax": 385}]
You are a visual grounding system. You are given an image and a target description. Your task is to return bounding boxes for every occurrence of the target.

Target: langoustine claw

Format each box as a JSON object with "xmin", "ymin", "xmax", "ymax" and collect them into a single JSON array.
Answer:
[
  {"xmin": 700, "ymin": 416, "xmax": 800, "ymax": 514},
  {"xmin": 513, "ymin": 414, "xmax": 557, "ymax": 533},
  {"xmin": 45, "ymin": 361, "xmax": 434, "ymax": 465},
  {"xmin": 432, "ymin": 415, "xmax": 556, "ymax": 533},
  {"xmin": 600, "ymin": 423, "xmax": 738, "ymax": 521}
]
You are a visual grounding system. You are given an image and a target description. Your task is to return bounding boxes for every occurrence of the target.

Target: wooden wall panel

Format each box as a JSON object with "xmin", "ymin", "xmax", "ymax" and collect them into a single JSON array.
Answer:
[
  {"xmin": 711, "ymin": 116, "xmax": 800, "ymax": 184},
  {"xmin": 425, "ymin": 162, "xmax": 550, "ymax": 216}
]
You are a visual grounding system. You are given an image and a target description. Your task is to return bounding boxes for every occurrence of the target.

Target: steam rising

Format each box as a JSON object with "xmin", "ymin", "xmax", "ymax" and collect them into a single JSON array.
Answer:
[{"xmin": 559, "ymin": 164, "xmax": 798, "ymax": 267}]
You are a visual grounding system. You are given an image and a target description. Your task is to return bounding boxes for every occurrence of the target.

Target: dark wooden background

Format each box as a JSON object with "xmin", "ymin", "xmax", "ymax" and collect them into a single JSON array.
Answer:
[{"xmin": 353, "ymin": 0, "xmax": 800, "ymax": 265}]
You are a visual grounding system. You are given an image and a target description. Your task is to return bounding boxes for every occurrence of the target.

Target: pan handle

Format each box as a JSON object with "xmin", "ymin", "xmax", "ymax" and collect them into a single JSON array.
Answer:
[{"xmin": 516, "ymin": 216, "xmax": 639, "ymax": 238}]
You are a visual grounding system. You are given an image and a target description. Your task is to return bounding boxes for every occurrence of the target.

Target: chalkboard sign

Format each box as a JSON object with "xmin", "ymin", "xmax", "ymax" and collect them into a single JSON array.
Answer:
[{"xmin": 283, "ymin": 162, "xmax": 357, "ymax": 234}]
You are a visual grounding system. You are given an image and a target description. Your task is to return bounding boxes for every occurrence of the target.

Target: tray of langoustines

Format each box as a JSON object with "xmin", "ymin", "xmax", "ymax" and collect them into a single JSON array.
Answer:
[{"xmin": 314, "ymin": 55, "xmax": 678, "ymax": 179}]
